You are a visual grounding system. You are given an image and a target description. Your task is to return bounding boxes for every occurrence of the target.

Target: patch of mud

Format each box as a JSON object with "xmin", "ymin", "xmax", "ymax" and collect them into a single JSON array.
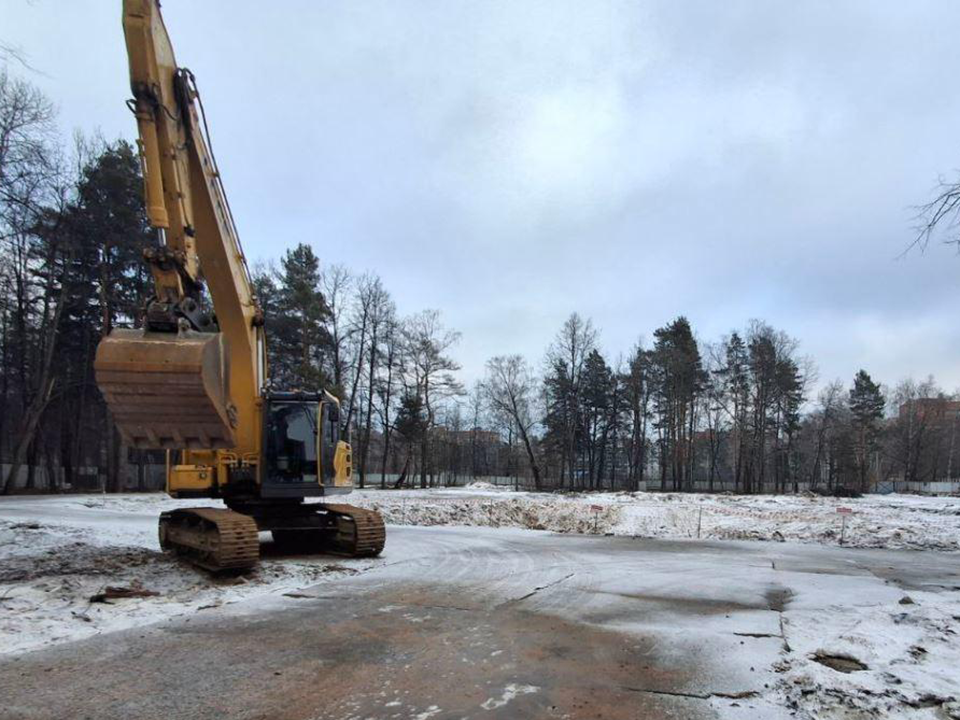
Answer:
[
  {"xmin": 811, "ymin": 652, "xmax": 868, "ymax": 673},
  {"xmin": 0, "ymin": 518, "xmax": 382, "ymax": 656},
  {"xmin": 0, "ymin": 542, "xmax": 168, "ymax": 583},
  {"xmin": 765, "ymin": 586, "xmax": 794, "ymax": 612},
  {"xmin": 0, "ymin": 583, "xmax": 721, "ymax": 720}
]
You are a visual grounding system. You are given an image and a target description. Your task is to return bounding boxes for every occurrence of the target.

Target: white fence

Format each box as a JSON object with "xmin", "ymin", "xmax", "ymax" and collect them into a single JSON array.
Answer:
[
  {"xmin": 876, "ymin": 480, "xmax": 960, "ymax": 495},
  {"xmin": 0, "ymin": 463, "xmax": 166, "ymax": 492},
  {"xmin": 3, "ymin": 464, "xmax": 958, "ymax": 496}
]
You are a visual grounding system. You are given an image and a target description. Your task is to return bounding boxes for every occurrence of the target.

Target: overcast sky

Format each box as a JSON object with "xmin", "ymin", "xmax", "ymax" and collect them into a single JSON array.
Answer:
[{"xmin": 6, "ymin": 0, "xmax": 960, "ymax": 394}]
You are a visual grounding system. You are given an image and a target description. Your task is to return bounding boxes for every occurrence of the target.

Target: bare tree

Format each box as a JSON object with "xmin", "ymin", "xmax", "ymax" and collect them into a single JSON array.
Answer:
[
  {"xmin": 354, "ymin": 275, "xmax": 393, "ymax": 488},
  {"xmin": 701, "ymin": 342, "xmax": 727, "ymax": 492},
  {"xmin": 468, "ymin": 381, "xmax": 485, "ymax": 479},
  {"xmin": 887, "ymin": 377, "xmax": 944, "ymax": 484},
  {"xmin": 374, "ymin": 315, "xmax": 402, "ymax": 488},
  {"xmin": 343, "ymin": 272, "xmax": 376, "ymax": 430},
  {"xmin": 913, "ymin": 174, "xmax": 960, "ymax": 250},
  {"xmin": 403, "ymin": 309, "xmax": 463, "ymax": 488},
  {"xmin": 804, "ymin": 380, "xmax": 847, "ymax": 491},
  {"xmin": 319, "ymin": 263, "xmax": 351, "ymax": 393},
  {"xmin": 482, "ymin": 355, "xmax": 542, "ymax": 490},
  {"xmin": 3, "ymin": 267, "xmax": 66, "ymax": 494},
  {"xmin": 0, "ymin": 68, "xmax": 59, "ymax": 232},
  {"xmin": 544, "ymin": 313, "xmax": 597, "ymax": 487},
  {"xmin": 0, "ymin": 68, "xmax": 64, "ymax": 494}
]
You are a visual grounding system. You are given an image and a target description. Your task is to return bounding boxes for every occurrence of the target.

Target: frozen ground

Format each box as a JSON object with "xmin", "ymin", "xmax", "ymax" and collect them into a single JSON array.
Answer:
[
  {"xmin": 0, "ymin": 494, "xmax": 383, "ymax": 655},
  {"xmin": 1, "ymin": 490, "xmax": 959, "ymax": 719}
]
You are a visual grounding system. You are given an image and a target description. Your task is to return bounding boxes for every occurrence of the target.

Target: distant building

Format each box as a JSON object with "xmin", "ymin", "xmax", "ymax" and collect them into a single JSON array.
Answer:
[
  {"xmin": 898, "ymin": 399, "xmax": 960, "ymax": 423},
  {"xmin": 432, "ymin": 427, "xmax": 502, "ymax": 446}
]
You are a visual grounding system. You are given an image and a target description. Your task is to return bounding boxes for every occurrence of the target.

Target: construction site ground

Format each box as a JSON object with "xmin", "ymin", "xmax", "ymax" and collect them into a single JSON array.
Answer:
[{"xmin": 1, "ymin": 491, "xmax": 959, "ymax": 719}]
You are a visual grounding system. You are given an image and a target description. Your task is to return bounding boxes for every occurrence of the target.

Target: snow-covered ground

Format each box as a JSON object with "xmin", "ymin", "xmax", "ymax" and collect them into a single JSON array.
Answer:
[
  {"xmin": 777, "ymin": 588, "xmax": 960, "ymax": 719},
  {"xmin": 1, "ymin": 488, "xmax": 959, "ymax": 719},
  {"xmin": 346, "ymin": 483, "xmax": 960, "ymax": 550},
  {"xmin": 0, "ymin": 494, "xmax": 384, "ymax": 655}
]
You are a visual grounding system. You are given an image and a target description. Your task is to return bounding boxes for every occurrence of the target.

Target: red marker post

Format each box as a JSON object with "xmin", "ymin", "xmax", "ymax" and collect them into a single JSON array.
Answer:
[{"xmin": 837, "ymin": 507, "xmax": 853, "ymax": 545}]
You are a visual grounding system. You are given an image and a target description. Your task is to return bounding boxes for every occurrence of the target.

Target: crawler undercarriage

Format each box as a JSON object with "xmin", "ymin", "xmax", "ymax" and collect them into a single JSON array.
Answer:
[{"xmin": 158, "ymin": 503, "xmax": 386, "ymax": 572}]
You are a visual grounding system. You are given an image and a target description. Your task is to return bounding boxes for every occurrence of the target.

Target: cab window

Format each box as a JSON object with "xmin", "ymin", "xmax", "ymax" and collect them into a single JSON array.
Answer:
[{"xmin": 265, "ymin": 401, "xmax": 318, "ymax": 484}]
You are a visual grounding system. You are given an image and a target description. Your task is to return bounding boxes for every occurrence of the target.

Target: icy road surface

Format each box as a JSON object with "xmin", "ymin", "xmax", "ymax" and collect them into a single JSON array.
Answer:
[{"xmin": 0, "ymin": 493, "xmax": 959, "ymax": 719}]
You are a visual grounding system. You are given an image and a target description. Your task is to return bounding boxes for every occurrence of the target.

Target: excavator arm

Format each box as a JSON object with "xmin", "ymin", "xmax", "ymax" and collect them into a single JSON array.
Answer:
[{"xmin": 95, "ymin": 0, "xmax": 264, "ymax": 454}]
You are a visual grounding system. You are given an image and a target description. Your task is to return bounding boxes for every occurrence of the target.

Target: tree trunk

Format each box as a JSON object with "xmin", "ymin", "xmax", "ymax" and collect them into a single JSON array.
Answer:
[
  {"xmin": 358, "ymin": 325, "xmax": 379, "ymax": 489},
  {"xmin": 2, "ymin": 281, "xmax": 65, "ymax": 495},
  {"xmin": 2, "ymin": 371, "xmax": 56, "ymax": 494},
  {"xmin": 420, "ymin": 431, "xmax": 428, "ymax": 489},
  {"xmin": 517, "ymin": 423, "xmax": 542, "ymax": 491}
]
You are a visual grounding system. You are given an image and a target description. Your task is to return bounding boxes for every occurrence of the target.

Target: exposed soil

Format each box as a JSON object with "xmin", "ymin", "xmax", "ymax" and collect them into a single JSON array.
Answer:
[{"xmin": 812, "ymin": 652, "xmax": 868, "ymax": 673}]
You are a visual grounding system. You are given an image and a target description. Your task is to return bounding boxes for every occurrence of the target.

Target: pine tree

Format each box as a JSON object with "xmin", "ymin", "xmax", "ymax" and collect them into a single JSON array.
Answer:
[
  {"xmin": 272, "ymin": 243, "xmax": 332, "ymax": 390},
  {"xmin": 581, "ymin": 349, "xmax": 613, "ymax": 488},
  {"xmin": 76, "ymin": 141, "xmax": 156, "ymax": 333},
  {"xmin": 623, "ymin": 344, "xmax": 653, "ymax": 490},
  {"xmin": 774, "ymin": 357, "xmax": 804, "ymax": 491},
  {"xmin": 848, "ymin": 369, "xmax": 885, "ymax": 491},
  {"xmin": 716, "ymin": 332, "xmax": 750, "ymax": 492},
  {"xmin": 651, "ymin": 317, "xmax": 706, "ymax": 491},
  {"xmin": 394, "ymin": 391, "xmax": 428, "ymax": 486},
  {"xmin": 251, "ymin": 265, "xmax": 280, "ymax": 377},
  {"xmin": 542, "ymin": 357, "xmax": 576, "ymax": 487}
]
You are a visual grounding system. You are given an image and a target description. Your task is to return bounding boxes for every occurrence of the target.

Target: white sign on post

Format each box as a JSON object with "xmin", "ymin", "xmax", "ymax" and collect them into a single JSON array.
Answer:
[
  {"xmin": 590, "ymin": 505, "xmax": 602, "ymax": 534},
  {"xmin": 837, "ymin": 507, "xmax": 853, "ymax": 545}
]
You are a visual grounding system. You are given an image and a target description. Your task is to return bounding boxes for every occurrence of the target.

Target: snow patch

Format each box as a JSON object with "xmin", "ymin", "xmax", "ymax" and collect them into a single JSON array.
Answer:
[
  {"xmin": 345, "ymin": 487, "xmax": 960, "ymax": 551},
  {"xmin": 769, "ymin": 592, "xmax": 960, "ymax": 718},
  {"xmin": 0, "ymin": 505, "xmax": 381, "ymax": 656},
  {"xmin": 412, "ymin": 705, "xmax": 442, "ymax": 719},
  {"xmin": 480, "ymin": 684, "xmax": 540, "ymax": 710}
]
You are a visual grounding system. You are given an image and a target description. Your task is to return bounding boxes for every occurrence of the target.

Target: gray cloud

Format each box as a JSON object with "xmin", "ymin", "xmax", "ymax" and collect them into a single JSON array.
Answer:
[{"xmin": 6, "ymin": 0, "xmax": 960, "ymax": 391}]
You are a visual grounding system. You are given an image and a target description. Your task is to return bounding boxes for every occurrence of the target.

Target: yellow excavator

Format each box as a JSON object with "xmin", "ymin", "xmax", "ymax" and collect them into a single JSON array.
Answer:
[{"xmin": 94, "ymin": 0, "xmax": 385, "ymax": 571}]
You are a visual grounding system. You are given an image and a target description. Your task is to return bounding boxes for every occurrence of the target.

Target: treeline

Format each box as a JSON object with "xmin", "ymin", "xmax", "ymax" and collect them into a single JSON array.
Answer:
[
  {"xmin": 0, "ymin": 68, "xmax": 156, "ymax": 492},
  {"xmin": 251, "ymin": 251, "xmax": 464, "ymax": 491},
  {"xmin": 255, "ymin": 257, "xmax": 960, "ymax": 495},
  {"xmin": 3, "ymin": 67, "xmax": 957, "ymax": 495},
  {"xmin": 481, "ymin": 314, "xmax": 960, "ymax": 494}
]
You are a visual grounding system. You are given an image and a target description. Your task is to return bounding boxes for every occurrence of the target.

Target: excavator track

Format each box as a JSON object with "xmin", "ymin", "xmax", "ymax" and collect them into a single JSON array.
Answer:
[
  {"xmin": 158, "ymin": 508, "xmax": 259, "ymax": 572},
  {"xmin": 322, "ymin": 504, "xmax": 386, "ymax": 557}
]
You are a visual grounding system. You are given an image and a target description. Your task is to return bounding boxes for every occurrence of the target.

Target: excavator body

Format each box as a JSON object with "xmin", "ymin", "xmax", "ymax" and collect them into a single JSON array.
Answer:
[{"xmin": 92, "ymin": 0, "xmax": 385, "ymax": 572}]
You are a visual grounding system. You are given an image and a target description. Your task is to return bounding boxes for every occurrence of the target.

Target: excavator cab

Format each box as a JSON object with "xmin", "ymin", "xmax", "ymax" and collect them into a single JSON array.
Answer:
[{"xmin": 261, "ymin": 391, "xmax": 352, "ymax": 498}]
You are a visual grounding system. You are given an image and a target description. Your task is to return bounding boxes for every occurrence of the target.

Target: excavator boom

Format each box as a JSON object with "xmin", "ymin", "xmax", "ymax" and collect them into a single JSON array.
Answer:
[{"xmin": 96, "ymin": 0, "xmax": 264, "ymax": 455}]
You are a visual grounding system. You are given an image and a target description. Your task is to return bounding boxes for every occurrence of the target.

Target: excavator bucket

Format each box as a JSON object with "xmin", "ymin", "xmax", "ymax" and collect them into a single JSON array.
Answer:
[{"xmin": 94, "ymin": 329, "xmax": 236, "ymax": 449}]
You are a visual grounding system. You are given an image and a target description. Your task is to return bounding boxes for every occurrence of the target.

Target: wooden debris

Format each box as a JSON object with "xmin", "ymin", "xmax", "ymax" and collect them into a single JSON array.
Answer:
[{"xmin": 89, "ymin": 585, "xmax": 159, "ymax": 604}]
